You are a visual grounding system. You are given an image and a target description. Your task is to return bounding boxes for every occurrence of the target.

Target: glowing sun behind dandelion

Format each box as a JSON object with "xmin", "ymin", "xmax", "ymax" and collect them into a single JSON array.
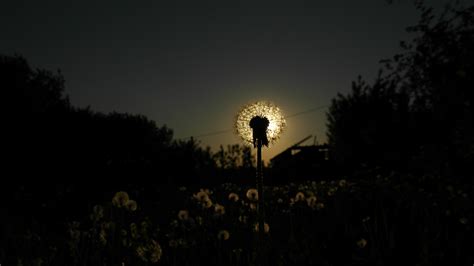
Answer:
[{"xmin": 235, "ymin": 101, "xmax": 286, "ymax": 146}]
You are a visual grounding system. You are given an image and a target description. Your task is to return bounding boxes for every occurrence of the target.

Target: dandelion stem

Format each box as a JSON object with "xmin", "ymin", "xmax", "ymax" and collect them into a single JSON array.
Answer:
[{"xmin": 257, "ymin": 138, "xmax": 265, "ymax": 266}]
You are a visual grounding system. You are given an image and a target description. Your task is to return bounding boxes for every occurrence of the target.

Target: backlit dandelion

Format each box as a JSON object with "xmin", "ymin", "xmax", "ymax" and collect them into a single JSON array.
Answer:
[
  {"xmin": 235, "ymin": 101, "xmax": 286, "ymax": 147},
  {"xmin": 246, "ymin": 188, "xmax": 258, "ymax": 201},
  {"xmin": 202, "ymin": 198, "xmax": 213, "ymax": 209},
  {"xmin": 193, "ymin": 190, "xmax": 209, "ymax": 202},
  {"xmin": 217, "ymin": 230, "xmax": 230, "ymax": 241},
  {"xmin": 214, "ymin": 204, "xmax": 225, "ymax": 216},
  {"xmin": 249, "ymin": 203, "xmax": 257, "ymax": 211},
  {"xmin": 236, "ymin": 101, "xmax": 285, "ymax": 266},
  {"xmin": 112, "ymin": 191, "xmax": 129, "ymax": 208},
  {"xmin": 178, "ymin": 210, "xmax": 189, "ymax": 221},
  {"xmin": 306, "ymin": 196, "xmax": 317, "ymax": 209},
  {"xmin": 338, "ymin": 179, "xmax": 347, "ymax": 187},
  {"xmin": 149, "ymin": 240, "xmax": 162, "ymax": 263},
  {"xmin": 125, "ymin": 200, "xmax": 138, "ymax": 212},
  {"xmin": 228, "ymin": 192, "xmax": 239, "ymax": 202},
  {"xmin": 357, "ymin": 238, "xmax": 367, "ymax": 248},
  {"xmin": 254, "ymin": 222, "xmax": 270, "ymax": 234},
  {"xmin": 295, "ymin": 192, "xmax": 305, "ymax": 202}
]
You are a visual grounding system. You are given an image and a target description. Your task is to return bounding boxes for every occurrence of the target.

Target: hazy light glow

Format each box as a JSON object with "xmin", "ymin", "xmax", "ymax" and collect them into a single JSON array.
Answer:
[{"xmin": 235, "ymin": 101, "xmax": 286, "ymax": 146}]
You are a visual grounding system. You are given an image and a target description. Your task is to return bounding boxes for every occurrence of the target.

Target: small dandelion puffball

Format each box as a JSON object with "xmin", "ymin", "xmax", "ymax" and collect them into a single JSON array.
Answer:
[
  {"xmin": 306, "ymin": 196, "xmax": 317, "ymax": 209},
  {"xmin": 339, "ymin": 179, "xmax": 347, "ymax": 187},
  {"xmin": 357, "ymin": 238, "xmax": 368, "ymax": 248},
  {"xmin": 149, "ymin": 240, "xmax": 163, "ymax": 263},
  {"xmin": 202, "ymin": 198, "xmax": 213, "ymax": 209},
  {"xmin": 178, "ymin": 210, "xmax": 189, "ymax": 221},
  {"xmin": 249, "ymin": 203, "xmax": 257, "ymax": 211},
  {"xmin": 254, "ymin": 222, "xmax": 270, "ymax": 234},
  {"xmin": 125, "ymin": 200, "xmax": 138, "ymax": 212},
  {"xmin": 214, "ymin": 204, "xmax": 225, "ymax": 216},
  {"xmin": 235, "ymin": 101, "xmax": 286, "ymax": 147},
  {"xmin": 112, "ymin": 191, "xmax": 129, "ymax": 208},
  {"xmin": 246, "ymin": 188, "xmax": 258, "ymax": 201},
  {"xmin": 228, "ymin": 192, "xmax": 239, "ymax": 202},
  {"xmin": 193, "ymin": 190, "xmax": 209, "ymax": 202},
  {"xmin": 295, "ymin": 192, "xmax": 305, "ymax": 202},
  {"xmin": 217, "ymin": 230, "xmax": 230, "ymax": 241}
]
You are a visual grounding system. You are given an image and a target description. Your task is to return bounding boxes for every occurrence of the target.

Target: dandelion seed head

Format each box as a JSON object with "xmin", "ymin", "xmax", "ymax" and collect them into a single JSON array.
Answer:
[
  {"xmin": 112, "ymin": 191, "xmax": 130, "ymax": 208},
  {"xmin": 214, "ymin": 204, "xmax": 225, "ymax": 215},
  {"xmin": 235, "ymin": 101, "xmax": 286, "ymax": 146},
  {"xmin": 357, "ymin": 238, "xmax": 367, "ymax": 248},
  {"xmin": 306, "ymin": 196, "xmax": 317, "ymax": 208},
  {"xmin": 295, "ymin": 192, "xmax": 305, "ymax": 202},
  {"xmin": 202, "ymin": 198, "xmax": 213, "ymax": 209},
  {"xmin": 125, "ymin": 200, "xmax": 138, "ymax": 212},
  {"xmin": 178, "ymin": 210, "xmax": 189, "ymax": 221},
  {"xmin": 193, "ymin": 191, "xmax": 209, "ymax": 202},
  {"xmin": 149, "ymin": 240, "xmax": 162, "ymax": 263},
  {"xmin": 228, "ymin": 192, "xmax": 239, "ymax": 202},
  {"xmin": 246, "ymin": 188, "xmax": 258, "ymax": 201},
  {"xmin": 338, "ymin": 179, "xmax": 347, "ymax": 187},
  {"xmin": 217, "ymin": 230, "xmax": 230, "ymax": 241},
  {"xmin": 249, "ymin": 203, "xmax": 257, "ymax": 211},
  {"xmin": 254, "ymin": 222, "xmax": 270, "ymax": 234}
]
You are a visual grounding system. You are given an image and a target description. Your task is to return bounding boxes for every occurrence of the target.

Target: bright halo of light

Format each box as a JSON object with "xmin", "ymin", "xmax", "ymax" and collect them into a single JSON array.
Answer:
[{"xmin": 235, "ymin": 101, "xmax": 286, "ymax": 146}]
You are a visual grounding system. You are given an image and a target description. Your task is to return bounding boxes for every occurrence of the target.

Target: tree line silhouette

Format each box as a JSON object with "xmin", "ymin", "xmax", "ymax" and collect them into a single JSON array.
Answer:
[
  {"xmin": 326, "ymin": 2, "xmax": 473, "ymax": 181},
  {"xmin": 1, "ymin": 53, "xmax": 256, "ymax": 187}
]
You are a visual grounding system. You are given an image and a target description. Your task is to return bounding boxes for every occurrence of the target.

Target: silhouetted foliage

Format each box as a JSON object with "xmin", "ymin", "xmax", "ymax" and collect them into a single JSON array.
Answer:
[
  {"xmin": 213, "ymin": 144, "xmax": 254, "ymax": 170},
  {"xmin": 327, "ymin": 3, "xmax": 474, "ymax": 177},
  {"xmin": 212, "ymin": 144, "xmax": 255, "ymax": 183},
  {"xmin": 171, "ymin": 137, "xmax": 216, "ymax": 184},
  {"xmin": 327, "ymin": 75, "xmax": 413, "ymax": 172},
  {"xmin": 2, "ymin": 54, "xmax": 258, "ymax": 186},
  {"xmin": 1, "ymin": 54, "xmax": 215, "ymax": 183}
]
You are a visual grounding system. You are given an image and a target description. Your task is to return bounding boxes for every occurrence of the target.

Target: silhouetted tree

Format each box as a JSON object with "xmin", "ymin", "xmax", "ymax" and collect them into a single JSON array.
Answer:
[
  {"xmin": 327, "ymin": 75, "xmax": 412, "ymax": 172},
  {"xmin": 2, "ymin": 54, "xmax": 72, "ymax": 175},
  {"xmin": 171, "ymin": 137, "xmax": 216, "ymax": 184},
  {"xmin": 211, "ymin": 144, "xmax": 255, "ymax": 183},
  {"xmin": 326, "ymin": 3, "xmax": 474, "ymax": 176},
  {"xmin": 386, "ymin": 2, "xmax": 474, "ymax": 176},
  {"xmin": 213, "ymin": 144, "xmax": 255, "ymax": 169}
]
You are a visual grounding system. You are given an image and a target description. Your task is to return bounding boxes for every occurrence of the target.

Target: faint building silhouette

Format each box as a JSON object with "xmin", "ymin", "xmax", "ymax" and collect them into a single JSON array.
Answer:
[{"xmin": 269, "ymin": 135, "xmax": 334, "ymax": 183}]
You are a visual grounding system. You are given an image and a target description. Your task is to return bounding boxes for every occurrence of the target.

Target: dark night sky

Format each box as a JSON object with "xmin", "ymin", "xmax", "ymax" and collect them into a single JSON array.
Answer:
[{"xmin": 1, "ymin": 0, "xmax": 453, "ymax": 161}]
